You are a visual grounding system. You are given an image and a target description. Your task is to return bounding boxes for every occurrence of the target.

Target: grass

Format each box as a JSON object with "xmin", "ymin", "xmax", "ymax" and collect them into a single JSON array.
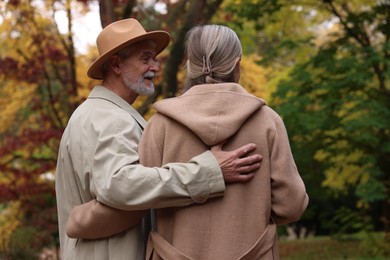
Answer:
[{"xmin": 279, "ymin": 234, "xmax": 389, "ymax": 260}]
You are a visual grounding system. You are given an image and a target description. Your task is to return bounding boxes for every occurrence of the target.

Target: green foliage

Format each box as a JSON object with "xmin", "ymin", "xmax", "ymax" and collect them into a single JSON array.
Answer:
[
  {"xmin": 221, "ymin": 0, "xmax": 321, "ymax": 66},
  {"xmin": 360, "ymin": 232, "xmax": 390, "ymax": 257},
  {"xmin": 356, "ymin": 177, "xmax": 387, "ymax": 203},
  {"xmin": 270, "ymin": 0, "xmax": 390, "ymax": 234},
  {"xmin": 325, "ymin": 207, "xmax": 373, "ymax": 235},
  {"xmin": 223, "ymin": 0, "xmax": 282, "ymax": 30},
  {"xmin": 5, "ymin": 226, "xmax": 50, "ymax": 259}
]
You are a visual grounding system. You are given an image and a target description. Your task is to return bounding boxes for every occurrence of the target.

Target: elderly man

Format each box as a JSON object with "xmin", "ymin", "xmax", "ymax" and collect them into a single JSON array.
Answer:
[{"xmin": 55, "ymin": 18, "xmax": 261, "ymax": 259}]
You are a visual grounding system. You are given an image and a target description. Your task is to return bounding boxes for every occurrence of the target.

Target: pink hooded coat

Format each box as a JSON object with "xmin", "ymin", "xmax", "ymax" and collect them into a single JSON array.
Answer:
[{"xmin": 140, "ymin": 83, "xmax": 309, "ymax": 260}]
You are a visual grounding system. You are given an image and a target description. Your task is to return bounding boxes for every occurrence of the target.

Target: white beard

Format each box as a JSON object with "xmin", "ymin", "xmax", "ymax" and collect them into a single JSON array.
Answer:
[{"xmin": 124, "ymin": 71, "xmax": 155, "ymax": 96}]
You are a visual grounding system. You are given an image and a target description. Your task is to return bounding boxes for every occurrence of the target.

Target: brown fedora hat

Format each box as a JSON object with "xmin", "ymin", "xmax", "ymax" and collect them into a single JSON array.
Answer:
[{"xmin": 87, "ymin": 18, "xmax": 171, "ymax": 79}]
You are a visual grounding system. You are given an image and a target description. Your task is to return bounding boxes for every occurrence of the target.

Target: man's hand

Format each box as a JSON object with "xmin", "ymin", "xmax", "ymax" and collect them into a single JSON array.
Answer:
[{"xmin": 211, "ymin": 143, "xmax": 262, "ymax": 183}]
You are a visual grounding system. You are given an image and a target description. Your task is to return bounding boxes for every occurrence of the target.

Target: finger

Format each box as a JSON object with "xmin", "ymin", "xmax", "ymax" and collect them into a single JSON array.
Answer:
[
  {"xmin": 235, "ymin": 162, "xmax": 261, "ymax": 174},
  {"xmin": 234, "ymin": 143, "xmax": 257, "ymax": 157},
  {"xmin": 235, "ymin": 154, "xmax": 262, "ymax": 167}
]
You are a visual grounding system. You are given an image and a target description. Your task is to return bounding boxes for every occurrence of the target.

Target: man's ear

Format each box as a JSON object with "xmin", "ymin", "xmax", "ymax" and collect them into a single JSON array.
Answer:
[{"xmin": 109, "ymin": 55, "xmax": 122, "ymax": 75}]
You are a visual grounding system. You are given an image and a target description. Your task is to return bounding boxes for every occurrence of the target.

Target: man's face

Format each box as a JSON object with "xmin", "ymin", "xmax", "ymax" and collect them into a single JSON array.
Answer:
[{"xmin": 120, "ymin": 41, "xmax": 159, "ymax": 96}]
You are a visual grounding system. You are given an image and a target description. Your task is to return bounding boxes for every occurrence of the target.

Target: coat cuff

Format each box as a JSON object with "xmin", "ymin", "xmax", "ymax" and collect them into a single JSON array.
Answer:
[{"xmin": 188, "ymin": 150, "xmax": 225, "ymax": 203}]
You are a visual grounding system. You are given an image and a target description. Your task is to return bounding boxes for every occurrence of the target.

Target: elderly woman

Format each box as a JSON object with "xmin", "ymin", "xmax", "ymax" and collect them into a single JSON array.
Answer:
[{"xmin": 67, "ymin": 24, "xmax": 309, "ymax": 260}]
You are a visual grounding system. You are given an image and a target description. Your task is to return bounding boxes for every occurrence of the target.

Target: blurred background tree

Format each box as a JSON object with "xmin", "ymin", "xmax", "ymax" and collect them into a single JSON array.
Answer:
[
  {"xmin": 0, "ymin": 0, "xmax": 388, "ymax": 258},
  {"xmin": 0, "ymin": 0, "xmax": 91, "ymax": 258},
  {"xmin": 266, "ymin": 0, "xmax": 390, "ymax": 237}
]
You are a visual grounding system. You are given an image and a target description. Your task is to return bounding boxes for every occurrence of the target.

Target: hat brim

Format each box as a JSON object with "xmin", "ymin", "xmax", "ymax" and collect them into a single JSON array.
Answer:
[{"xmin": 87, "ymin": 31, "xmax": 171, "ymax": 80}]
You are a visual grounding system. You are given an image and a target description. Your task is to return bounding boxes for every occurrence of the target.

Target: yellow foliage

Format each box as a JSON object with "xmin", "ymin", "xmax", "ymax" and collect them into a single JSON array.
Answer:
[
  {"xmin": 77, "ymin": 51, "xmax": 99, "ymax": 101},
  {"xmin": 264, "ymin": 66, "xmax": 295, "ymax": 107},
  {"xmin": 0, "ymin": 202, "xmax": 23, "ymax": 252},
  {"xmin": 356, "ymin": 199, "xmax": 370, "ymax": 209},
  {"xmin": 239, "ymin": 54, "xmax": 269, "ymax": 100},
  {"xmin": 323, "ymin": 163, "xmax": 370, "ymax": 190},
  {"xmin": 314, "ymin": 149, "xmax": 327, "ymax": 161},
  {"xmin": 316, "ymin": 144, "xmax": 371, "ymax": 193},
  {"xmin": 0, "ymin": 79, "xmax": 38, "ymax": 134}
]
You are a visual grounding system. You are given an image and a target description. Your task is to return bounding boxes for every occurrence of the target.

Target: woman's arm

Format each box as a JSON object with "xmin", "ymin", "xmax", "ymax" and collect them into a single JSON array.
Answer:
[{"xmin": 66, "ymin": 199, "xmax": 147, "ymax": 239}]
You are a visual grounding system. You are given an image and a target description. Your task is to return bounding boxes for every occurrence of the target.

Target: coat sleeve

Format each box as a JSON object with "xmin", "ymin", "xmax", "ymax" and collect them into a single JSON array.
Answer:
[
  {"xmin": 270, "ymin": 115, "xmax": 309, "ymax": 225},
  {"xmin": 90, "ymin": 109, "xmax": 225, "ymax": 211}
]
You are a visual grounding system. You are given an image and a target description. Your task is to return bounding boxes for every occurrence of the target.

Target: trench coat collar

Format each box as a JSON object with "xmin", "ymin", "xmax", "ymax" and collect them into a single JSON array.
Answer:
[{"xmin": 88, "ymin": 85, "xmax": 147, "ymax": 129}]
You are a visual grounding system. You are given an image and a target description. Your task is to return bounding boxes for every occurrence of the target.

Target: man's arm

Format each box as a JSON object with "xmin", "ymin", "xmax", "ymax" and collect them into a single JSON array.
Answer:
[
  {"xmin": 90, "ymin": 113, "xmax": 262, "ymax": 210},
  {"xmin": 66, "ymin": 143, "xmax": 261, "ymax": 239}
]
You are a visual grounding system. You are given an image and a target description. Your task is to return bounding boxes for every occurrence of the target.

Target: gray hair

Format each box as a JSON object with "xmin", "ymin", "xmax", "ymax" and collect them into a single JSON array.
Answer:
[{"xmin": 184, "ymin": 25, "xmax": 242, "ymax": 91}]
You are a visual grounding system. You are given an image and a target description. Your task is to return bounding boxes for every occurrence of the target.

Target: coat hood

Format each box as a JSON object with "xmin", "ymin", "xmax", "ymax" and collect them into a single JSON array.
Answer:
[{"xmin": 153, "ymin": 83, "xmax": 265, "ymax": 146}]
